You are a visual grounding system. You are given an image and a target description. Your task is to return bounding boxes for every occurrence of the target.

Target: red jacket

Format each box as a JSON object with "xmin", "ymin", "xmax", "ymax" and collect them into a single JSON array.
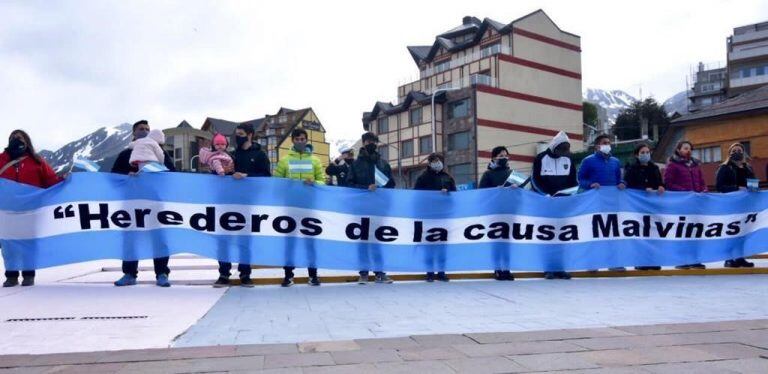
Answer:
[
  {"xmin": 663, "ymin": 155, "xmax": 707, "ymax": 192},
  {"xmin": 0, "ymin": 151, "xmax": 62, "ymax": 188}
]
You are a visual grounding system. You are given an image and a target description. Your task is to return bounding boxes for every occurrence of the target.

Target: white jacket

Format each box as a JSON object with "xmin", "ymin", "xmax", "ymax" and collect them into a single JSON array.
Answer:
[{"xmin": 128, "ymin": 129, "xmax": 166, "ymax": 164}]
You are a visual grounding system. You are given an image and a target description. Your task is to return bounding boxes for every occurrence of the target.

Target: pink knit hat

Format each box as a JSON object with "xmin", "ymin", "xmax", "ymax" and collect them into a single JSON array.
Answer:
[{"xmin": 213, "ymin": 133, "xmax": 228, "ymax": 146}]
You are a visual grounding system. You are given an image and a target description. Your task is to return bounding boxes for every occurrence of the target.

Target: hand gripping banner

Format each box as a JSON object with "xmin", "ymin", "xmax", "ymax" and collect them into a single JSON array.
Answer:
[{"xmin": 1, "ymin": 173, "xmax": 766, "ymax": 271}]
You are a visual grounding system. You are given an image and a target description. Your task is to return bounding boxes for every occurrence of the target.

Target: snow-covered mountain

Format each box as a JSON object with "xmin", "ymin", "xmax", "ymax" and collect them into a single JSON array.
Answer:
[
  {"xmin": 662, "ymin": 90, "xmax": 689, "ymax": 117},
  {"xmin": 583, "ymin": 88, "xmax": 637, "ymax": 124},
  {"xmin": 40, "ymin": 123, "xmax": 134, "ymax": 173}
]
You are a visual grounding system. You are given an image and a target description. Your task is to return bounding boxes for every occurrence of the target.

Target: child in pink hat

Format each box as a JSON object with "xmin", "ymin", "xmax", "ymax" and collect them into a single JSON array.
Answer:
[{"xmin": 199, "ymin": 133, "xmax": 234, "ymax": 175}]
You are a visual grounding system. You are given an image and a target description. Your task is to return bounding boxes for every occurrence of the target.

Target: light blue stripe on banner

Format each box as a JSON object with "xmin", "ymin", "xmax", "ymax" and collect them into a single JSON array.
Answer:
[
  {"xmin": 374, "ymin": 166, "xmax": 389, "ymax": 187},
  {"xmin": 141, "ymin": 162, "xmax": 168, "ymax": 173},
  {"xmin": 73, "ymin": 158, "xmax": 101, "ymax": 172}
]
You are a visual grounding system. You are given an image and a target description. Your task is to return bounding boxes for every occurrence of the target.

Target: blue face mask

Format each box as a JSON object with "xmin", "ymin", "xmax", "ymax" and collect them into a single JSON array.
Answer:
[
  {"xmin": 638, "ymin": 154, "xmax": 651, "ymax": 163},
  {"xmin": 134, "ymin": 129, "xmax": 149, "ymax": 139}
]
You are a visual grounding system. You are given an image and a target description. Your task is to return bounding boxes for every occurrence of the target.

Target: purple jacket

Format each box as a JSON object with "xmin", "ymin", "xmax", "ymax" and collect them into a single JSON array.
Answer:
[{"xmin": 663, "ymin": 155, "xmax": 707, "ymax": 192}]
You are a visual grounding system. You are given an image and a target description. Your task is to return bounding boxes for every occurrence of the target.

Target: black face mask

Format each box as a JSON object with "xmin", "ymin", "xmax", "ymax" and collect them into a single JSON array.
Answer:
[
  {"xmin": 235, "ymin": 136, "xmax": 248, "ymax": 148},
  {"xmin": 731, "ymin": 153, "xmax": 744, "ymax": 162},
  {"xmin": 7, "ymin": 138, "xmax": 27, "ymax": 159},
  {"xmin": 365, "ymin": 143, "xmax": 377, "ymax": 154},
  {"xmin": 495, "ymin": 158, "xmax": 508, "ymax": 168}
]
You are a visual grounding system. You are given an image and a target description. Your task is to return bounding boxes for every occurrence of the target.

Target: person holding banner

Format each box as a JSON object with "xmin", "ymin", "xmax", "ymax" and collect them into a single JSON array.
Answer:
[
  {"xmin": 414, "ymin": 153, "xmax": 456, "ymax": 282},
  {"xmin": 578, "ymin": 134, "xmax": 627, "ymax": 272},
  {"xmin": 479, "ymin": 146, "xmax": 515, "ymax": 281},
  {"xmin": 624, "ymin": 143, "xmax": 665, "ymax": 271},
  {"xmin": 532, "ymin": 132, "xmax": 577, "ymax": 279},
  {"xmin": 717, "ymin": 143, "xmax": 757, "ymax": 268},
  {"xmin": 112, "ymin": 120, "xmax": 176, "ymax": 287},
  {"xmin": 664, "ymin": 140, "xmax": 708, "ymax": 270},
  {"xmin": 347, "ymin": 131, "xmax": 395, "ymax": 284},
  {"xmin": 274, "ymin": 128, "xmax": 325, "ymax": 287},
  {"xmin": 1, "ymin": 130, "xmax": 63, "ymax": 287}
]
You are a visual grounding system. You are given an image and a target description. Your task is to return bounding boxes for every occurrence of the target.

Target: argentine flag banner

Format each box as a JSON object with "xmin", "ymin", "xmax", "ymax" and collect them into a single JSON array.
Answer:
[
  {"xmin": 374, "ymin": 166, "xmax": 390, "ymax": 187},
  {"xmin": 140, "ymin": 162, "xmax": 169, "ymax": 173},
  {"xmin": 72, "ymin": 158, "xmax": 101, "ymax": 173},
  {"xmin": 0, "ymin": 173, "xmax": 766, "ymax": 271}
]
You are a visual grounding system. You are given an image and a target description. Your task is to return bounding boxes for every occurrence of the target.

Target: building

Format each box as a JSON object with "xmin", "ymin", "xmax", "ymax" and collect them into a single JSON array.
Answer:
[
  {"xmin": 687, "ymin": 20, "xmax": 768, "ymax": 112},
  {"xmin": 162, "ymin": 120, "xmax": 212, "ymax": 172},
  {"xmin": 201, "ymin": 108, "xmax": 331, "ymax": 173},
  {"xmin": 727, "ymin": 20, "xmax": 768, "ymax": 97},
  {"xmin": 656, "ymin": 85, "xmax": 768, "ymax": 186},
  {"xmin": 361, "ymin": 10, "xmax": 583, "ymax": 187}
]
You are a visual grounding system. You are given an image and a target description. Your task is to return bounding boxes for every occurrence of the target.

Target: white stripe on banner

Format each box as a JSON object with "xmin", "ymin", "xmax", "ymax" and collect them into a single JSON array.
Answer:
[
  {"xmin": 141, "ymin": 162, "xmax": 169, "ymax": 173},
  {"xmin": 1, "ymin": 200, "xmax": 766, "ymax": 245},
  {"xmin": 73, "ymin": 158, "xmax": 101, "ymax": 172},
  {"xmin": 288, "ymin": 160, "xmax": 313, "ymax": 173},
  {"xmin": 374, "ymin": 166, "xmax": 389, "ymax": 187}
]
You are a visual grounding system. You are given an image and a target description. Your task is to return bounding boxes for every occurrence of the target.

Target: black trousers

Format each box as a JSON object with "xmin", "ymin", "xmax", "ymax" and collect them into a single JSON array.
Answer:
[
  {"xmin": 284, "ymin": 267, "xmax": 317, "ymax": 278},
  {"xmin": 5, "ymin": 270, "xmax": 35, "ymax": 279},
  {"xmin": 219, "ymin": 262, "xmax": 252, "ymax": 278},
  {"xmin": 122, "ymin": 257, "xmax": 170, "ymax": 278}
]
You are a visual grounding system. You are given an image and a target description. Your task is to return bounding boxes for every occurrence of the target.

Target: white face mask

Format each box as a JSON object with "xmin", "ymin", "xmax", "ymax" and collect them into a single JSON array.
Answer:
[
  {"xmin": 429, "ymin": 161, "xmax": 443, "ymax": 171},
  {"xmin": 598, "ymin": 144, "xmax": 611, "ymax": 154}
]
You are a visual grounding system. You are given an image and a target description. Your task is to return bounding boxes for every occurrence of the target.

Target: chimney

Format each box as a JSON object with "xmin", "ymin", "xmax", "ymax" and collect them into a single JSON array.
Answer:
[{"xmin": 462, "ymin": 16, "xmax": 473, "ymax": 25}]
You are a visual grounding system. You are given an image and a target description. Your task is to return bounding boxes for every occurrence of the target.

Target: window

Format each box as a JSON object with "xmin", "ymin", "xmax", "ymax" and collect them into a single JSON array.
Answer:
[
  {"xmin": 377, "ymin": 117, "xmax": 389, "ymax": 133},
  {"xmin": 692, "ymin": 146, "xmax": 722, "ymax": 163},
  {"xmin": 419, "ymin": 136, "xmax": 433, "ymax": 155},
  {"xmin": 742, "ymin": 68, "xmax": 752, "ymax": 78},
  {"xmin": 409, "ymin": 107, "xmax": 422, "ymax": 126},
  {"xmin": 435, "ymin": 60, "xmax": 451, "ymax": 73},
  {"xmin": 471, "ymin": 73, "xmax": 492, "ymax": 86},
  {"xmin": 437, "ymin": 82, "xmax": 454, "ymax": 90},
  {"xmin": 269, "ymin": 150, "xmax": 277, "ymax": 159},
  {"xmin": 448, "ymin": 131, "xmax": 471, "ymax": 151},
  {"xmin": 450, "ymin": 163, "xmax": 473, "ymax": 185},
  {"xmin": 266, "ymin": 128, "xmax": 275, "ymax": 136},
  {"xmin": 378, "ymin": 145, "xmax": 389, "ymax": 161},
  {"xmin": 480, "ymin": 43, "xmax": 501, "ymax": 57},
  {"xmin": 401, "ymin": 140, "xmax": 414, "ymax": 158},
  {"xmin": 448, "ymin": 99, "xmax": 469, "ymax": 120},
  {"xmin": 757, "ymin": 66, "xmax": 766, "ymax": 76},
  {"xmin": 741, "ymin": 141, "xmax": 751, "ymax": 156},
  {"xmin": 175, "ymin": 148, "xmax": 183, "ymax": 161}
]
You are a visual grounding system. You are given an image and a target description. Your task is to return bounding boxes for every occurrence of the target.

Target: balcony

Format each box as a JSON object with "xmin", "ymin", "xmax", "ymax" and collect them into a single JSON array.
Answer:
[
  {"xmin": 423, "ymin": 74, "xmax": 498, "ymax": 95},
  {"xmin": 731, "ymin": 29, "xmax": 768, "ymax": 45},
  {"xmin": 420, "ymin": 45, "xmax": 511, "ymax": 78},
  {"xmin": 729, "ymin": 44, "xmax": 768, "ymax": 62},
  {"xmin": 730, "ymin": 73, "xmax": 768, "ymax": 88}
]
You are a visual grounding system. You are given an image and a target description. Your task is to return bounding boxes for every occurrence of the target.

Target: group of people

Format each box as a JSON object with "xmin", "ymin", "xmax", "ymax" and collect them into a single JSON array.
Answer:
[{"xmin": 1, "ymin": 121, "xmax": 763, "ymax": 288}]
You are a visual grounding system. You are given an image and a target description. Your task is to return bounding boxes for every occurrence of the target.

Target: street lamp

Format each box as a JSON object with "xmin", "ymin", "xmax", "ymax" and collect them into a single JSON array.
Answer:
[{"xmin": 431, "ymin": 86, "xmax": 462, "ymax": 154}]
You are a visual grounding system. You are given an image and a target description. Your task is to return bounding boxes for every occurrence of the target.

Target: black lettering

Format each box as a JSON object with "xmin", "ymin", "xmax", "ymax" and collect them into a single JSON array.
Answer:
[
  {"xmin": 220, "ymin": 212, "xmax": 246, "ymax": 231},
  {"xmin": 464, "ymin": 224, "xmax": 484, "ymax": 240},
  {"xmin": 110, "ymin": 210, "xmax": 131, "ymax": 228},
  {"xmin": 300, "ymin": 217, "xmax": 323, "ymax": 236},
  {"xmin": 511, "ymin": 223, "xmax": 533, "ymax": 240},
  {"xmin": 592, "ymin": 214, "xmax": 619, "ymax": 238},
  {"xmin": 536, "ymin": 225, "xmax": 555, "ymax": 241},
  {"xmin": 190, "ymin": 207, "xmax": 216, "ymax": 232},
  {"xmin": 622, "ymin": 220, "xmax": 641, "ymax": 237},
  {"xmin": 158, "ymin": 211, "xmax": 183, "ymax": 226},
  {"xmin": 425, "ymin": 228, "xmax": 448, "ymax": 242},
  {"xmin": 413, "ymin": 221, "xmax": 423, "ymax": 242},
  {"xmin": 251, "ymin": 214, "xmax": 269, "ymax": 232},
  {"xmin": 704, "ymin": 223, "xmax": 723, "ymax": 237},
  {"xmin": 655, "ymin": 221, "xmax": 675, "ymax": 237},
  {"xmin": 487, "ymin": 222, "xmax": 509, "ymax": 239},
  {"xmin": 346, "ymin": 218, "xmax": 370, "ymax": 240},
  {"xmin": 273, "ymin": 216, "xmax": 297, "ymax": 234},
  {"xmin": 684, "ymin": 222, "xmax": 704, "ymax": 238},
  {"xmin": 726, "ymin": 221, "xmax": 741, "ymax": 235},
  {"xmin": 78, "ymin": 203, "xmax": 109, "ymax": 230},
  {"xmin": 375, "ymin": 226, "xmax": 398, "ymax": 242},
  {"xmin": 559, "ymin": 225, "xmax": 579, "ymax": 241},
  {"xmin": 745, "ymin": 213, "xmax": 757, "ymax": 223},
  {"xmin": 675, "ymin": 216, "xmax": 687, "ymax": 237},
  {"xmin": 134, "ymin": 209, "xmax": 151, "ymax": 228}
]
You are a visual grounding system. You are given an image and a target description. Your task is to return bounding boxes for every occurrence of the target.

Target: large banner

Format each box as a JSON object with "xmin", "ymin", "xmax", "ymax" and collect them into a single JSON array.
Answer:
[{"xmin": 1, "ymin": 173, "xmax": 766, "ymax": 271}]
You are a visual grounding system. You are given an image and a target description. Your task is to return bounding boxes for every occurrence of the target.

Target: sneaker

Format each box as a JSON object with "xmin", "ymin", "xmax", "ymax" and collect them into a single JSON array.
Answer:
[
  {"xmin": 436, "ymin": 272, "xmax": 449, "ymax": 282},
  {"xmin": 737, "ymin": 258, "xmax": 755, "ymax": 268},
  {"xmin": 689, "ymin": 263, "xmax": 706, "ymax": 269},
  {"xmin": 608, "ymin": 267, "xmax": 626, "ymax": 272},
  {"xmin": 156, "ymin": 274, "xmax": 171, "ymax": 288},
  {"xmin": 281, "ymin": 277, "xmax": 294, "ymax": 287},
  {"xmin": 309, "ymin": 276, "xmax": 321, "ymax": 286},
  {"xmin": 357, "ymin": 275, "xmax": 368, "ymax": 285},
  {"xmin": 114, "ymin": 274, "xmax": 137, "ymax": 287},
  {"xmin": 426, "ymin": 272, "xmax": 435, "ymax": 282},
  {"xmin": 375, "ymin": 273, "xmax": 393, "ymax": 284},
  {"xmin": 558, "ymin": 272, "xmax": 572, "ymax": 280},
  {"xmin": 3, "ymin": 278, "xmax": 19, "ymax": 288},
  {"xmin": 21, "ymin": 276, "xmax": 34, "ymax": 287},
  {"xmin": 240, "ymin": 277, "xmax": 255, "ymax": 288},
  {"xmin": 724, "ymin": 260, "xmax": 739, "ymax": 268},
  {"xmin": 544, "ymin": 272, "xmax": 556, "ymax": 280},
  {"xmin": 213, "ymin": 277, "xmax": 230, "ymax": 288}
]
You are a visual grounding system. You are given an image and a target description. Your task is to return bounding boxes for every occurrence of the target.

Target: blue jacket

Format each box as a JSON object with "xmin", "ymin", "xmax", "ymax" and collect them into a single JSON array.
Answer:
[{"xmin": 578, "ymin": 152, "xmax": 623, "ymax": 190}]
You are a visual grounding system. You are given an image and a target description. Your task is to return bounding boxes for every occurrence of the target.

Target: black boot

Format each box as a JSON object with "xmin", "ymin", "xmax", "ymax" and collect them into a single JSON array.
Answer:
[
  {"xmin": 3, "ymin": 277, "xmax": 19, "ymax": 287},
  {"xmin": 21, "ymin": 276, "xmax": 34, "ymax": 287}
]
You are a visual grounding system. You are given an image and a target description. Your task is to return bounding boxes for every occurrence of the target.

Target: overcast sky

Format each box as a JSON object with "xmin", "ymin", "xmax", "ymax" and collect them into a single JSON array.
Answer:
[{"xmin": 1, "ymin": 0, "xmax": 766, "ymax": 151}]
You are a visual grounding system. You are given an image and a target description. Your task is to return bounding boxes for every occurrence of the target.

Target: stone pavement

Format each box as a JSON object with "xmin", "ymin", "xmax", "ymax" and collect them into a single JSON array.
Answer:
[{"xmin": 0, "ymin": 319, "xmax": 766, "ymax": 373}]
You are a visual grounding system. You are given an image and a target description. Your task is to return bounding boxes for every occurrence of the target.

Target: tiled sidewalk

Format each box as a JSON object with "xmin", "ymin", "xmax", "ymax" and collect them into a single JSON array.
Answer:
[{"xmin": 1, "ymin": 319, "xmax": 766, "ymax": 373}]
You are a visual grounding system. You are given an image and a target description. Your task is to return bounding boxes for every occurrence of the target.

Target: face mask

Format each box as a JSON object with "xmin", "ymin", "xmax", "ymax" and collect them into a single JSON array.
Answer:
[
  {"xmin": 235, "ymin": 136, "xmax": 248, "ymax": 148},
  {"xmin": 365, "ymin": 143, "xmax": 377, "ymax": 154},
  {"xmin": 599, "ymin": 145, "xmax": 611, "ymax": 154},
  {"xmin": 638, "ymin": 153, "xmax": 651, "ymax": 163},
  {"xmin": 134, "ymin": 129, "xmax": 149, "ymax": 139},
  {"xmin": 429, "ymin": 161, "xmax": 443, "ymax": 171},
  {"xmin": 495, "ymin": 158, "xmax": 508, "ymax": 168},
  {"xmin": 293, "ymin": 142, "xmax": 307, "ymax": 152},
  {"xmin": 730, "ymin": 152, "xmax": 744, "ymax": 162},
  {"xmin": 7, "ymin": 138, "xmax": 26, "ymax": 159}
]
